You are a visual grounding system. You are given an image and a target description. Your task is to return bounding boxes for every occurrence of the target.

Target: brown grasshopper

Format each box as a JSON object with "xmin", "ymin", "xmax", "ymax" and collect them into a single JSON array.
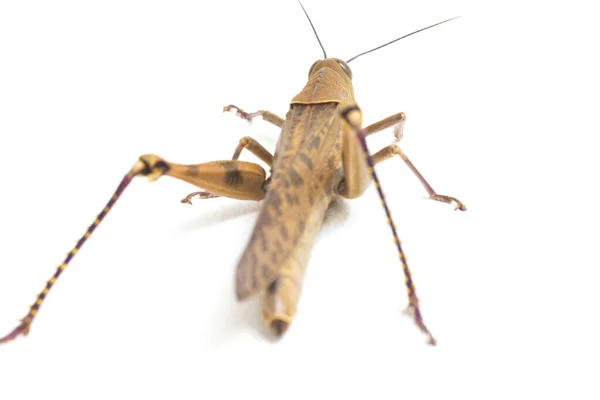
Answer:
[{"xmin": 0, "ymin": 3, "xmax": 465, "ymax": 346}]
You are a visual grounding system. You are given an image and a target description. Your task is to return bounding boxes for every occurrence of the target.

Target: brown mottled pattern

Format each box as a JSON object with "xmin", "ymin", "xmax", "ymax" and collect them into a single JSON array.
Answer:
[{"xmin": 235, "ymin": 103, "xmax": 342, "ymax": 299}]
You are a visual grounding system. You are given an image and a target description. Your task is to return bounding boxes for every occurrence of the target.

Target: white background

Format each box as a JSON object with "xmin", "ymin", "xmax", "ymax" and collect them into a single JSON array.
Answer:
[{"xmin": 1, "ymin": 0, "xmax": 599, "ymax": 398}]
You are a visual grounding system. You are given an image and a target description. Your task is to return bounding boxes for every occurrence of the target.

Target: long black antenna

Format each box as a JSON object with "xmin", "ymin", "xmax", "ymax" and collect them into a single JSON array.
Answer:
[
  {"xmin": 346, "ymin": 16, "xmax": 460, "ymax": 63},
  {"xmin": 298, "ymin": 0, "xmax": 327, "ymax": 58}
]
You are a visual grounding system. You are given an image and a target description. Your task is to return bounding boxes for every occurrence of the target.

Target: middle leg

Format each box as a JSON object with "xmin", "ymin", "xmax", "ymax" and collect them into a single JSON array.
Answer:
[
  {"xmin": 363, "ymin": 111, "xmax": 406, "ymax": 139},
  {"xmin": 340, "ymin": 109, "xmax": 466, "ymax": 211},
  {"xmin": 182, "ymin": 103, "xmax": 284, "ymax": 204},
  {"xmin": 223, "ymin": 104, "xmax": 285, "ymax": 128},
  {"xmin": 338, "ymin": 110, "xmax": 407, "ymax": 198}
]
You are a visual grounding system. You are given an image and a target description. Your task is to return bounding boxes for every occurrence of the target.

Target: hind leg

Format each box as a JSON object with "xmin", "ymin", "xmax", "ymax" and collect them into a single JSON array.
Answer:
[
  {"xmin": 181, "ymin": 136, "xmax": 274, "ymax": 204},
  {"xmin": 139, "ymin": 154, "xmax": 268, "ymax": 200},
  {"xmin": 0, "ymin": 154, "xmax": 269, "ymax": 345}
]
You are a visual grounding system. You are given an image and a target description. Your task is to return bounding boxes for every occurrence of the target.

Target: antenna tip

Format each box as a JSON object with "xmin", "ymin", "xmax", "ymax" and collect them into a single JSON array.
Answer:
[{"xmin": 298, "ymin": 0, "xmax": 327, "ymax": 59}]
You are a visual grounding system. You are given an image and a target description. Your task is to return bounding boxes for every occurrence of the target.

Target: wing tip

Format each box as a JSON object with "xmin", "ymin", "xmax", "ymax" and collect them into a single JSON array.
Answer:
[
  {"xmin": 235, "ymin": 268, "xmax": 255, "ymax": 301},
  {"xmin": 235, "ymin": 286, "xmax": 249, "ymax": 301}
]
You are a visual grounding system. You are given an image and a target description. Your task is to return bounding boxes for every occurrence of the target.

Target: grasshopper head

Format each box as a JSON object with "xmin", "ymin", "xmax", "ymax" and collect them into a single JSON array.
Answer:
[
  {"xmin": 308, "ymin": 58, "xmax": 352, "ymax": 81},
  {"xmin": 292, "ymin": 58, "xmax": 356, "ymax": 105}
]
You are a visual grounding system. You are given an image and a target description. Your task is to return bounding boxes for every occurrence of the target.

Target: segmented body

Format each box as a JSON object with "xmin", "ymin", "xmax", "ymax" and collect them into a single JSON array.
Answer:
[{"xmin": 236, "ymin": 102, "xmax": 344, "ymax": 301}]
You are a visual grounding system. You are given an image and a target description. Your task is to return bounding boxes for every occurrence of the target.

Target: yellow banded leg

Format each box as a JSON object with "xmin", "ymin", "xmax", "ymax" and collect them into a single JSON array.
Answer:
[
  {"xmin": 340, "ymin": 105, "xmax": 437, "ymax": 345},
  {"xmin": 2, "ymin": 160, "xmax": 145, "ymax": 344},
  {"xmin": 0, "ymin": 155, "xmax": 269, "ymax": 345}
]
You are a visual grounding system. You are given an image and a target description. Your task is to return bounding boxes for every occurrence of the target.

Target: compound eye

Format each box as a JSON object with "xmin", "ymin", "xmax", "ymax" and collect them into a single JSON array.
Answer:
[
  {"xmin": 308, "ymin": 60, "xmax": 319, "ymax": 78},
  {"xmin": 337, "ymin": 60, "xmax": 353, "ymax": 80}
]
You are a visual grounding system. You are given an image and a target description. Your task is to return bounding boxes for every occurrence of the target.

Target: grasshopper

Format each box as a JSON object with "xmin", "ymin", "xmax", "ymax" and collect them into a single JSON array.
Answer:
[{"xmin": 0, "ymin": 2, "xmax": 465, "ymax": 346}]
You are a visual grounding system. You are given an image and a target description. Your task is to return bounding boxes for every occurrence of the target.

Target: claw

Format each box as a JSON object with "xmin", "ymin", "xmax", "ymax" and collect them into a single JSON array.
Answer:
[
  {"xmin": 403, "ymin": 298, "xmax": 437, "ymax": 346},
  {"xmin": 430, "ymin": 194, "xmax": 467, "ymax": 211},
  {"xmin": 393, "ymin": 122, "xmax": 404, "ymax": 141},
  {"xmin": 180, "ymin": 196, "xmax": 193, "ymax": 205},
  {"xmin": 180, "ymin": 191, "xmax": 219, "ymax": 204},
  {"xmin": 455, "ymin": 202, "xmax": 467, "ymax": 211},
  {"xmin": 449, "ymin": 198, "xmax": 467, "ymax": 211},
  {"xmin": 0, "ymin": 322, "xmax": 30, "ymax": 345},
  {"xmin": 223, "ymin": 104, "xmax": 241, "ymax": 115},
  {"xmin": 223, "ymin": 105, "xmax": 262, "ymax": 122}
]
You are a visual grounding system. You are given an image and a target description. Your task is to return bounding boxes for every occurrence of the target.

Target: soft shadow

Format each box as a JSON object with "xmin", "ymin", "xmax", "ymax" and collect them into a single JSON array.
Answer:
[
  {"xmin": 192, "ymin": 197, "xmax": 352, "ymax": 347},
  {"xmin": 206, "ymin": 294, "xmax": 282, "ymax": 348},
  {"xmin": 322, "ymin": 198, "xmax": 351, "ymax": 231},
  {"xmin": 176, "ymin": 195, "xmax": 350, "ymax": 232},
  {"xmin": 206, "ymin": 200, "xmax": 351, "ymax": 345},
  {"xmin": 177, "ymin": 200, "xmax": 262, "ymax": 230}
]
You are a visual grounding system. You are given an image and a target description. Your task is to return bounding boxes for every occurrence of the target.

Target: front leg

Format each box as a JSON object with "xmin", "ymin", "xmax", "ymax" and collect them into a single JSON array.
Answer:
[
  {"xmin": 371, "ymin": 145, "xmax": 466, "ymax": 211},
  {"xmin": 338, "ymin": 110, "xmax": 407, "ymax": 198},
  {"xmin": 223, "ymin": 104, "xmax": 285, "ymax": 128},
  {"xmin": 364, "ymin": 111, "xmax": 406, "ymax": 139},
  {"xmin": 353, "ymin": 110, "xmax": 466, "ymax": 211}
]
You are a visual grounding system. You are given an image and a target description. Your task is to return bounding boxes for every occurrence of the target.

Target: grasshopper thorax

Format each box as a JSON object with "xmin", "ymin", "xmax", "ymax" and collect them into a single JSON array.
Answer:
[{"xmin": 291, "ymin": 58, "xmax": 356, "ymax": 106}]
